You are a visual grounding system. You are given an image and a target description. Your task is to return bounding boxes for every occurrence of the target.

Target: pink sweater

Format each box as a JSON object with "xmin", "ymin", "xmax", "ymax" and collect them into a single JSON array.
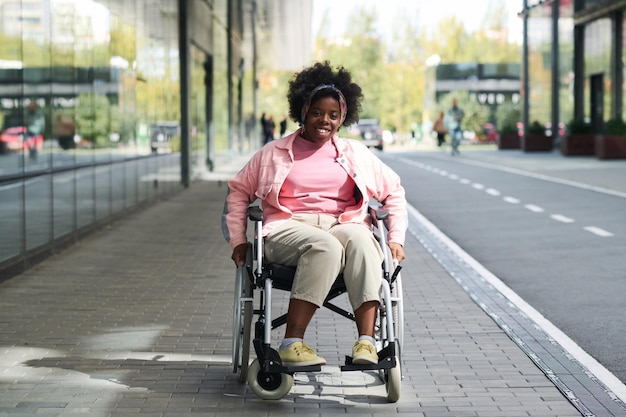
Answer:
[
  {"xmin": 222, "ymin": 129, "xmax": 407, "ymax": 249},
  {"xmin": 280, "ymin": 135, "xmax": 357, "ymax": 216}
]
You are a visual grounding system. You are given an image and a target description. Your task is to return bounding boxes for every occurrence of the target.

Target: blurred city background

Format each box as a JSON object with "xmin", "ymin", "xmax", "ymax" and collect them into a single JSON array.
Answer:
[{"xmin": 0, "ymin": 0, "xmax": 621, "ymax": 277}]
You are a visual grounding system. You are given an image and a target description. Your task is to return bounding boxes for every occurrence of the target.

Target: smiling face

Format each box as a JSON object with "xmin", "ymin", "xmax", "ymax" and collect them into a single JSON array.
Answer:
[{"xmin": 301, "ymin": 96, "xmax": 342, "ymax": 144}]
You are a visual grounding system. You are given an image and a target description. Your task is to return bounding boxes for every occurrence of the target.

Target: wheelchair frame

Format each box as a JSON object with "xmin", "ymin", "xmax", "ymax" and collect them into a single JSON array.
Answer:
[{"xmin": 232, "ymin": 204, "xmax": 404, "ymax": 401}]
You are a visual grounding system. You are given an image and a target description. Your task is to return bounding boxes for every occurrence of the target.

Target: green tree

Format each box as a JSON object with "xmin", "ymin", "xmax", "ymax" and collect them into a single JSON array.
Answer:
[
  {"xmin": 382, "ymin": 9, "xmax": 425, "ymax": 133},
  {"xmin": 110, "ymin": 19, "xmax": 137, "ymax": 63},
  {"xmin": 259, "ymin": 0, "xmax": 523, "ymax": 140},
  {"xmin": 75, "ymin": 93, "xmax": 111, "ymax": 146},
  {"xmin": 495, "ymin": 100, "xmax": 521, "ymax": 133},
  {"xmin": 314, "ymin": 7, "xmax": 385, "ymax": 120}
]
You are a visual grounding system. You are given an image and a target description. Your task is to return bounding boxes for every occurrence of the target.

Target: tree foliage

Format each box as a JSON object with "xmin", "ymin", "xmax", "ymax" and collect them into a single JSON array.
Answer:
[
  {"xmin": 75, "ymin": 93, "xmax": 110, "ymax": 145},
  {"xmin": 313, "ymin": 7, "xmax": 385, "ymax": 119},
  {"xmin": 303, "ymin": 0, "xmax": 522, "ymax": 136}
]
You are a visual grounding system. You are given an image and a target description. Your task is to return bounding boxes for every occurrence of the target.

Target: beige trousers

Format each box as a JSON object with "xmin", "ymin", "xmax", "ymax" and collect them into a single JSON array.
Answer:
[{"xmin": 264, "ymin": 213, "xmax": 383, "ymax": 311}]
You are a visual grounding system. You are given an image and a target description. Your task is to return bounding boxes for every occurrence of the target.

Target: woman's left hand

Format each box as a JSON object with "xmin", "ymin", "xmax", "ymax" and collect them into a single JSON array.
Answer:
[{"xmin": 389, "ymin": 242, "xmax": 405, "ymax": 263}]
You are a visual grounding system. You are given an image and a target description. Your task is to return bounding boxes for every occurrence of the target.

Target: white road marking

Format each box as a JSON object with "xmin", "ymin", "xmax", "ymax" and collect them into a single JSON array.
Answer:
[
  {"xmin": 584, "ymin": 226, "xmax": 613, "ymax": 237},
  {"xmin": 525, "ymin": 204, "xmax": 544, "ymax": 213},
  {"xmin": 551, "ymin": 214, "xmax": 575, "ymax": 223},
  {"xmin": 394, "ymin": 156, "xmax": 615, "ymax": 239}
]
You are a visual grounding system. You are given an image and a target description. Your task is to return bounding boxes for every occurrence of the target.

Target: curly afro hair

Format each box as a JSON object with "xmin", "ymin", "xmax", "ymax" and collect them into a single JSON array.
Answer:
[{"xmin": 287, "ymin": 61, "xmax": 363, "ymax": 128}]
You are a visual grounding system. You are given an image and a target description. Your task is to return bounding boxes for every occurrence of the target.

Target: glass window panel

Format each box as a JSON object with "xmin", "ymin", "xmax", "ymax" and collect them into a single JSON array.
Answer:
[
  {"xmin": 124, "ymin": 161, "xmax": 138, "ymax": 209},
  {"xmin": 53, "ymin": 171, "xmax": 76, "ymax": 239},
  {"xmin": 213, "ymin": 0, "xmax": 229, "ymax": 153},
  {"xmin": 585, "ymin": 18, "xmax": 611, "ymax": 76},
  {"xmin": 111, "ymin": 162, "xmax": 125, "ymax": 215},
  {"xmin": 584, "ymin": 18, "xmax": 612, "ymax": 123},
  {"xmin": 76, "ymin": 166, "xmax": 95, "ymax": 229},
  {"xmin": 50, "ymin": 0, "xmax": 80, "ymax": 169},
  {"xmin": 623, "ymin": 12, "xmax": 626, "ymax": 121},
  {"xmin": 559, "ymin": 0, "xmax": 575, "ymax": 125},
  {"xmin": 0, "ymin": 115, "xmax": 25, "ymax": 175},
  {"xmin": 191, "ymin": 45, "xmax": 207, "ymax": 173},
  {"xmin": 0, "ymin": 52, "xmax": 25, "ymax": 176},
  {"xmin": 21, "ymin": 98, "xmax": 49, "ymax": 172},
  {"xmin": 1, "ymin": 0, "xmax": 190, "ymax": 273},
  {"xmin": 138, "ymin": 157, "xmax": 156, "ymax": 203},
  {"xmin": 527, "ymin": 4, "xmax": 553, "ymax": 124},
  {"xmin": 25, "ymin": 175, "xmax": 52, "ymax": 251},
  {"xmin": 94, "ymin": 164, "xmax": 111, "ymax": 221},
  {"xmin": 0, "ymin": 185, "xmax": 23, "ymax": 263}
]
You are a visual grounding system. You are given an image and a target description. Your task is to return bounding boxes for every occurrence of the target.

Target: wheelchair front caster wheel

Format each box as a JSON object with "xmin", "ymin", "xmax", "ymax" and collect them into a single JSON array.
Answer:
[
  {"xmin": 385, "ymin": 356, "xmax": 401, "ymax": 402},
  {"xmin": 247, "ymin": 359, "xmax": 293, "ymax": 400}
]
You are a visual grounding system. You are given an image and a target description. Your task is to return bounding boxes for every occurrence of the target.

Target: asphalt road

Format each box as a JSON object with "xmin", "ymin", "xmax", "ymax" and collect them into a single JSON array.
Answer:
[{"xmin": 381, "ymin": 150, "xmax": 626, "ymax": 385}]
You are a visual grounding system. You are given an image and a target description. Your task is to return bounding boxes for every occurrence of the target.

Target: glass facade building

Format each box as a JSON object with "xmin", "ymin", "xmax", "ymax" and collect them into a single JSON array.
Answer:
[
  {"xmin": 522, "ymin": 0, "xmax": 623, "ymax": 135},
  {"xmin": 0, "ymin": 0, "xmax": 312, "ymax": 279}
]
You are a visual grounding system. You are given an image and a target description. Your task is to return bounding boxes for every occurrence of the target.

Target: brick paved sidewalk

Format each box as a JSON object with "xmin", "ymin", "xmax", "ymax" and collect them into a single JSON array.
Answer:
[{"xmin": 0, "ymin": 178, "xmax": 582, "ymax": 416}]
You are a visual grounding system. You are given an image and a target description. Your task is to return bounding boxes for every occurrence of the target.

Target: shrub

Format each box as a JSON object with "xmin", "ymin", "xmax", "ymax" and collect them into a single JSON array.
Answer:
[
  {"xmin": 604, "ymin": 118, "xmax": 626, "ymax": 135},
  {"xmin": 496, "ymin": 102, "xmax": 520, "ymax": 135},
  {"xmin": 527, "ymin": 120, "xmax": 545, "ymax": 135},
  {"xmin": 567, "ymin": 119, "xmax": 592, "ymax": 134}
]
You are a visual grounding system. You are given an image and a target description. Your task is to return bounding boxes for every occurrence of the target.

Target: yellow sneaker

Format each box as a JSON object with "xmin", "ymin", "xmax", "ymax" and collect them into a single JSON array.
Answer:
[
  {"xmin": 352, "ymin": 340, "xmax": 378, "ymax": 365},
  {"xmin": 278, "ymin": 341, "xmax": 326, "ymax": 366}
]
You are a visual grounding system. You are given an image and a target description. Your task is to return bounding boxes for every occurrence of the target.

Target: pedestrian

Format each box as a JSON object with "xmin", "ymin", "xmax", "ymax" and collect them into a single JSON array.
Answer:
[
  {"xmin": 259, "ymin": 112, "xmax": 266, "ymax": 145},
  {"xmin": 24, "ymin": 101, "xmax": 45, "ymax": 160},
  {"xmin": 55, "ymin": 113, "xmax": 76, "ymax": 150},
  {"xmin": 222, "ymin": 61, "xmax": 408, "ymax": 367},
  {"xmin": 263, "ymin": 114, "xmax": 275, "ymax": 144},
  {"xmin": 445, "ymin": 98, "xmax": 464, "ymax": 156},
  {"xmin": 279, "ymin": 114, "xmax": 287, "ymax": 137},
  {"xmin": 433, "ymin": 110, "xmax": 447, "ymax": 147}
]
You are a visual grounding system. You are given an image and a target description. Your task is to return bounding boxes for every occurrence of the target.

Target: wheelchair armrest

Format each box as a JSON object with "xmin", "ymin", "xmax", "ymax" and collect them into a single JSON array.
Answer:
[
  {"xmin": 248, "ymin": 206, "xmax": 263, "ymax": 221},
  {"xmin": 368, "ymin": 204, "xmax": 389, "ymax": 221}
]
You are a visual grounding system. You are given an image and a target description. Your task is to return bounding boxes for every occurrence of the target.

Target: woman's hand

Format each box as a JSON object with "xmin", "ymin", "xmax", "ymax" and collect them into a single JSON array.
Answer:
[
  {"xmin": 388, "ymin": 242, "xmax": 405, "ymax": 263},
  {"xmin": 231, "ymin": 243, "xmax": 248, "ymax": 266}
]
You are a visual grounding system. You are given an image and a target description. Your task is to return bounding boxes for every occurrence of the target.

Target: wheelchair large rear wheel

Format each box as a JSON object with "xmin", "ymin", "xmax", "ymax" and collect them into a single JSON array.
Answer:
[
  {"xmin": 392, "ymin": 272, "xmax": 404, "ymax": 353},
  {"xmin": 232, "ymin": 266, "xmax": 253, "ymax": 382},
  {"xmin": 247, "ymin": 359, "xmax": 293, "ymax": 400}
]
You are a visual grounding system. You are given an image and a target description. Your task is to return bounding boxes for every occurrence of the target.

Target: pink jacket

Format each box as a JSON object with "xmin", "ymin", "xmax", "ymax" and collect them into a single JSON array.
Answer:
[{"xmin": 222, "ymin": 130, "xmax": 407, "ymax": 249}]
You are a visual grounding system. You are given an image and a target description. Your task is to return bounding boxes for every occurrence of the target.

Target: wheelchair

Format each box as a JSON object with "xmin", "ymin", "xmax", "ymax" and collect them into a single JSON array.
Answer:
[{"xmin": 232, "ymin": 204, "xmax": 404, "ymax": 402}]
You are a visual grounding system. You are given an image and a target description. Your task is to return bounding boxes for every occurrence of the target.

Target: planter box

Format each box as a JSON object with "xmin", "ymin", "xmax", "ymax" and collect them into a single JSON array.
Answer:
[
  {"xmin": 561, "ymin": 134, "xmax": 595, "ymax": 156},
  {"xmin": 595, "ymin": 134, "xmax": 626, "ymax": 159},
  {"xmin": 498, "ymin": 133, "xmax": 520, "ymax": 149},
  {"xmin": 522, "ymin": 134, "xmax": 553, "ymax": 152}
]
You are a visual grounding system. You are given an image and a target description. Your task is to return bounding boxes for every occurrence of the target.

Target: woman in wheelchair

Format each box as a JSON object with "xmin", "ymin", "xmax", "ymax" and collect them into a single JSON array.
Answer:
[{"xmin": 223, "ymin": 61, "xmax": 407, "ymax": 369}]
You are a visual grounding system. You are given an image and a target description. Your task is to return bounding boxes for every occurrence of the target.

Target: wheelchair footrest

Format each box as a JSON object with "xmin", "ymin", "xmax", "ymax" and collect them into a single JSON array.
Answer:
[
  {"xmin": 253, "ymin": 339, "xmax": 322, "ymax": 374},
  {"xmin": 285, "ymin": 364, "xmax": 322, "ymax": 373},
  {"xmin": 341, "ymin": 342, "xmax": 397, "ymax": 371},
  {"xmin": 341, "ymin": 355, "xmax": 396, "ymax": 371},
  {"xmin": 259, "ymin": 360, "xmax": 322, "ymax": 375}
]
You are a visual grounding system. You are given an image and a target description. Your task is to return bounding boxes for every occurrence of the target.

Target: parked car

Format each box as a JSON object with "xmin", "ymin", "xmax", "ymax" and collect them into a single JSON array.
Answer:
[
  {"xmin": 0, "ymin": 126, "xmax": 43, "ymax": 154},
  {"xmin": 351, "ymin": 118, "xmax": 384, "ymax": 150},
  {"xmin": 149, "ymin": 122, "xmax": 179, "ymax": 153}
]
